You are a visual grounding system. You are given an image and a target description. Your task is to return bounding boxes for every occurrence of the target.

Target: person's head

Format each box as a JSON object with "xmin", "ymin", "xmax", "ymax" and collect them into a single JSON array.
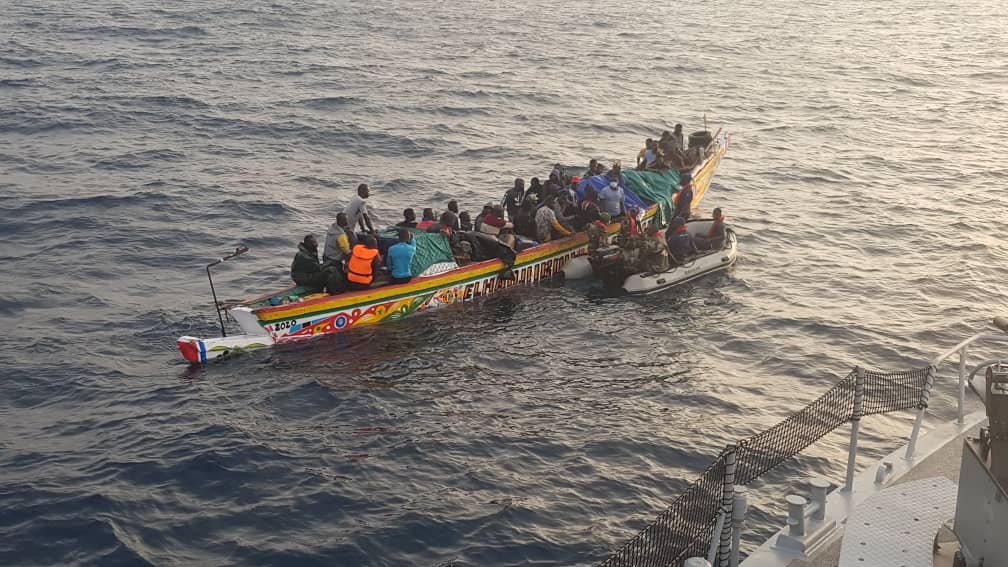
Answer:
[
  {"xmin": 439, "ymin": 210, "xmax": 457, "ymax": 227},
  {"xmin": 674, "ymin": 123, "xmax": 683, "ymax": 133},
  {"xmin": 713, "ymin": 207, "xmax": 723, "ymax": 221},
  {"xmin": 336, "ymin": 212, "xmax": 349, "ymax": 227},
  {"xmin": 398, "ymin": 228, "xmax": 412, "ymax": 243},
  {"xmin": 459, "ymin": 211, "xmax": 471, "ymax": 225},
  {"xmin": 548, "ymin": 171, "xmax": 559, "ymax": 184},
  {"xmin": 482, "ymin": 203, "xmax": 494, "ymax": 215},
  {"xmin": 357, "ymin": 183, "xmax": 369, "ymax": 198},
  {"xmin": 363, "ymin": 235, "xmax": 378, "ymax": 249},
  {"xmin": 422, "ymin": 207, "xmax": 435, "ymax": 221},
  {"xmin": 530, "ymin": 177, "xmax": 542, "ymax": 189},
  {"xmin": 646, "ymin": 137, "xmax": 654, "ymax": 147},
  {"xmin": 447, "ymin": 199, "xmax": 459, "ymax": 213},
  {"xmin": 570, "ymin": 175, "xmax": 581, "ymax": 188},
  {"xmin": 660, "ymin": 130, "xmax": 671, "ymax": 140},
  {"xmin": 588, "ymin": 158, "xmax": 598, "ymax": 170},
  {"xmin": 491, "ymin": 204, "xmax": 505, "ymax": 218},
  {"xmin": 402, "ymin": 208, "xmax": 416, "ymax": 223},
  {"xmin": 671, "ymin": 217, "xmax": 686, "ymax": 230},
  {"xmin": 513, "ymin": 178, "xmax": 525, "ymax": 192},
  {"xmin": 302, "ymin": 234, "xmax": 318, "ymax": 250}
]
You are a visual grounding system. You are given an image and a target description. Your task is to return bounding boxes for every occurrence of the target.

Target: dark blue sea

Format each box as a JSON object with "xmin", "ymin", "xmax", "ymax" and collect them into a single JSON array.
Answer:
[{"xmin": 2, "ymin": 0, "xmax": 1007, "ymax": 565}]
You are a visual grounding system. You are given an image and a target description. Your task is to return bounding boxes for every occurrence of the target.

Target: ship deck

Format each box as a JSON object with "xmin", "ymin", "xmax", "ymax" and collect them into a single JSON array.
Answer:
[{"xmin": 749, "ymin": 394, "xmax": 986, "ymax": 567}]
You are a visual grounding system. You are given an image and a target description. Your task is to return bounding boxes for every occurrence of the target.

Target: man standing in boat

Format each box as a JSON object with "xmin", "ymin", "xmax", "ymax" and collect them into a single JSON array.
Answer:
[
  {"xmin": 344, "ymin": 183, "xmax": 375, "ymax": 235},
  {"xmin": 673, "ymin": 174, "xmax": 694, "ymax": 220}
]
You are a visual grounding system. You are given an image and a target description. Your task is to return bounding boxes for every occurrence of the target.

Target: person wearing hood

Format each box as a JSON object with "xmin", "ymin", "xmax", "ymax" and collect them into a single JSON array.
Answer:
[
  {"xmin": 291, "ymin": 234, "xmax": 341, "ymax": 294},
  {"xmin": 666, "ymin": 217, "xmax": 697, "ymax": 264},
  {"xmin": 674, "ymin": 175, "xmax": 694, "ymax": 220}
]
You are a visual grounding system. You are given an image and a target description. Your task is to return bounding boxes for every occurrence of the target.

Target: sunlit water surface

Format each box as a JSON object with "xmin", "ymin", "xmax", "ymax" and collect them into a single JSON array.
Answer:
[{"xmin": 1, "ymin": 0, "xmax": 1007, "ymax": 564}]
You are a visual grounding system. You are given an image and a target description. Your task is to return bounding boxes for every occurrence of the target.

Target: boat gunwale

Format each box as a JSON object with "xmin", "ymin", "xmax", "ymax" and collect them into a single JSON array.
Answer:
[{"xmin": 241, "ymin": 140, "xmax": 727, "ymax": 324}]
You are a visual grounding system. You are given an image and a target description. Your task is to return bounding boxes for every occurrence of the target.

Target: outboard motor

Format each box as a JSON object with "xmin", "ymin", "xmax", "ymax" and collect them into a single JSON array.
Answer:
[
  {"xmin": 985, "ymin": 362, "xmax": 1008, "ymax": 486},
  {"xmin": 589, "ymin": 245, "xmax": 628, "ymax": 289}
]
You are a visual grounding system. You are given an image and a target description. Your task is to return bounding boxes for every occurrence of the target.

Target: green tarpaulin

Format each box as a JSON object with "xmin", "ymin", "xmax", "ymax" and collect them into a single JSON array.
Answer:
[
  {"xmin": 623, "ymin": 170, "xmax": 681, "ymax": 227},
  {"xmin": 378, "ymin": 229, "xmax": 455, "ymax": 276}
]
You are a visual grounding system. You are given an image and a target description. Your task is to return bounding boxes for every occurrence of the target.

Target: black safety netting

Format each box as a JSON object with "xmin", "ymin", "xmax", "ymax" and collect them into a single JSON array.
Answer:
[
  {"xmin": 599, "ymin": 366, "xmax": 933, "ymax": 567},
  {"xmin": 862, "ymin": 367, "xmax": 931, "ymax": 415},
  {"xmin": 734, "ymin": 371, "xmax": 857, "ymax": 484},
  {"xmin": 600, "ymin": 452, "xmax": 727, "ymax": 567}
]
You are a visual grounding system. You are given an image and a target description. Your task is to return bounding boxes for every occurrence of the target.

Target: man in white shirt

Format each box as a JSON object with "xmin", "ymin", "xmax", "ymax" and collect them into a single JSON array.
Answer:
[{"xmin": 343, "ymin": 183, "xmax": 374, "ymax": 234}]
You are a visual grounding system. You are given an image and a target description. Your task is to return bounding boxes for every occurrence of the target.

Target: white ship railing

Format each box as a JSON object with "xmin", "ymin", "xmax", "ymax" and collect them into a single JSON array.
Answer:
[{"xmin": 599, "ymin": 319, "xmax": 1008, "ymax": 567}]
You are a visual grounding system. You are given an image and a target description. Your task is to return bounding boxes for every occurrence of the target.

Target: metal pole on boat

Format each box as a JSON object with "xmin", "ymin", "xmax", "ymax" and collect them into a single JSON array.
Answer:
[
  {"xmin": 707, "ymin": 511, "xmax": 726, "ymax": 566},
  {"xmin": 958, "ymin": 346, "xmax": 968, "ymax": 424},
  {"xmin": 716, "ymin": 445, "xmax": 737, "ymax": 567},
  {"xmin": 905, "ymin": 365, "xmax": 935, "ymax": 460},
  {"xmin": 730, "ymin": 485, "xmax": 747, "ymax": 567},
  {"xmin": 844, "ymin": 367, "xmax": 865, "ymax": 491},
  {"xmin": 205, "ymin": 245, "xmax": 249, "ymax": 338}
]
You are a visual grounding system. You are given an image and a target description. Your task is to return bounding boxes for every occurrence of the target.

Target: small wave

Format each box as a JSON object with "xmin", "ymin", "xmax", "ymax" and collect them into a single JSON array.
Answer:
[
  {"xmin": 92, "ymin": 149, "xmax": 188, "ymax": 170},
  {"xmin": 81, "ymin": 24, "xmax": 210, "ymax": 40},
  {"xmin": 0, "ymin": 56, "xmax": 44, "ymax": 68},
  {"xmin": 0, "ymin": 78, "xmax": 36, "ymax": 88},
  {"xmin": 297, "ymin": 96, "xmax": 363, "ymax": 109}
]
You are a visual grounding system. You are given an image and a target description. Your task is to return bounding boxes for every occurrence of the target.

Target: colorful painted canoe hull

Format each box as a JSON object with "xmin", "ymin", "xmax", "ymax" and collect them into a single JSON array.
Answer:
[{"xmin": 177, "ymin": 136, "xmax": 728, "ymax": 363}]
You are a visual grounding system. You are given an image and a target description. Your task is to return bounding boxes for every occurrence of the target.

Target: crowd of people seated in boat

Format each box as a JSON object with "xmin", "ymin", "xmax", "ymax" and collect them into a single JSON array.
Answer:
[{"xmin": 289, "ymin": 149, "xmax": 716, "ymax": 296}]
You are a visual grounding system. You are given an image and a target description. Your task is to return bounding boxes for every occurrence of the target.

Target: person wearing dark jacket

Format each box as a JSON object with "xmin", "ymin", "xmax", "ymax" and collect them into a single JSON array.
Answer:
[
  {"xmin": 526, "ymin": 177, "xmax": 544, "ymax": 205},
  {"xmin": 666, "ymin": 217, "xmax": 697, "ymax": 264},
  {"xmin": 397, "ymin": 208, "xmax": 418, "ymax": 228},
  {"xmin": 291, "ymin": 234, "xmax": 341, "ymax": 293},
  {"xmin": 502, "ymin": 178, "xmax": 525, "ymax": 221},
  {"xmin": 474, "ymin": 203, "xmax": 493, "ymax": 233}
]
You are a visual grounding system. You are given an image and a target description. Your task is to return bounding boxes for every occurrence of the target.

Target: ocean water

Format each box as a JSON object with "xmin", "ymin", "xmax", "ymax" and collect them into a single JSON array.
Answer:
[{"xmin": 1, "ymin": 0, "xmax": 1007, "ymax": 565}]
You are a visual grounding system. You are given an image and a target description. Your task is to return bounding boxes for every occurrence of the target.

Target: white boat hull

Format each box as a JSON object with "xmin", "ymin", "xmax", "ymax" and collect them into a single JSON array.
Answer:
[{"xmin": 621, "ymin": 227, "xmax": 737, "ymax": 295}]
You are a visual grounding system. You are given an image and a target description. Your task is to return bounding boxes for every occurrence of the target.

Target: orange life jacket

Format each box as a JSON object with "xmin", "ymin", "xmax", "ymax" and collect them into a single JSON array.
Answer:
[{"xmin": 347, "ymin": 244, "xmax": 379, "ymax": 285}]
